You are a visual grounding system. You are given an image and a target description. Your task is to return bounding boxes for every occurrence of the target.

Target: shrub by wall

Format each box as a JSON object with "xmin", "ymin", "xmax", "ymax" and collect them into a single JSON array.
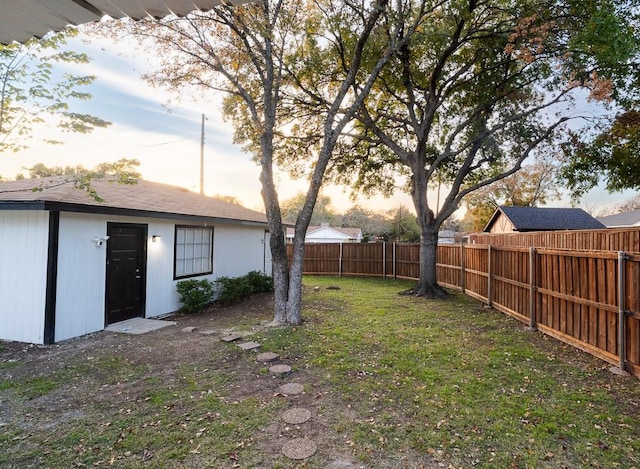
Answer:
[{"xmin": 176, "ymin": 279, "xmax": 216, "ymax": 314}]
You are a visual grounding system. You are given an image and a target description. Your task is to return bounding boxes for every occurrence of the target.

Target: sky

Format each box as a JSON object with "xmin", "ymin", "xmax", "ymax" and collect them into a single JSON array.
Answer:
[
  {"xmin": 1, "ymin": 31, "xmax": 417, "ymax": 215},
  {"xmin": 1, "ymin": 30, "xmax": 635, "ymax": 218}
]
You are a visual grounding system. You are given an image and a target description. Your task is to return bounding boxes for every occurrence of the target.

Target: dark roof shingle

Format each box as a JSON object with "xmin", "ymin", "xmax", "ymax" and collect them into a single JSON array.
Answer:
[
  {"xmin": 0, "ymin": 177, "xmax": 267, "ymax": 225},
  {"xmin": 485, "ymin": 206, "xmax": 605, "ymax": 232}
]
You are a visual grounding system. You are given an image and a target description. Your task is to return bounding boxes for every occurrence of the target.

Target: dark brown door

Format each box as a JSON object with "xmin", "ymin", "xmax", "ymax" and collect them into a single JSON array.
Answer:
[{"xmin": 105, "ymin": 223, "xmax": 147, "ymax": 325}]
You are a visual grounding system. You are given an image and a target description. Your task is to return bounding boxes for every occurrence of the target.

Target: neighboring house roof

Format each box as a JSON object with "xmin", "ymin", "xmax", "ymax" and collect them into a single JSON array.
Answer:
[
  {"xmin": 484, "ymin": 206, "xmax": 606, "ymax": 232},
  {"xmin": 1, "ymin": 1, "xmax": 247, "ymax": 45},
  {"xmin": 0, "ymin": 177, "xmax": 268, "ymax": 226},
  {"xmin": 286, "ymin": 226, "xmax": 363, "ymax": 239},
  {"xmin": 597, "ymin": 209, "xmax": 640, "ymax": 228},
  {"xmin": 307, "ymin": 226, "xmax": 362, "ymax": 238}
]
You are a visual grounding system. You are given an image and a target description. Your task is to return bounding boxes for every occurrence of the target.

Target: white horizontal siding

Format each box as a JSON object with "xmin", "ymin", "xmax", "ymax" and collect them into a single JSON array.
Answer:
[{"xmin": 0, "ymin": 211, "xmax": 49, "ymax": 344}]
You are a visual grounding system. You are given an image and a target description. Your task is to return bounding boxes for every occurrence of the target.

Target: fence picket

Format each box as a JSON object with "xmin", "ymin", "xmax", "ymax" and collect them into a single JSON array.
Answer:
[{"xmin": 286, "ymin": 240, "xmax": 639, "ymax": 376}]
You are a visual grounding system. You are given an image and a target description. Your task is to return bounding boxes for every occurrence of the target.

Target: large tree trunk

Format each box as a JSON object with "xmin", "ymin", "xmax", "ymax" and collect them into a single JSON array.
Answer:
[
  {"xmin": 282, "ymin": 175, "xmax": 320, "ymax": 325},
  {"xmin": 258, "ymin": 118, "xmax": 290, "ymax": 324},
  {"xmin": 415, "ymin": 223, "xmax": 448, "ymax": 298},
  {"xmin": 269, "ymin": 228, "xmax": 289, "ymax": 324},
  {"xmin": 410, "ymin": 164, "xmax": 449, "ymax": 298},
  {"xmin": 285, "ymin": 235, "xmax": 305, "ymax": 325}
]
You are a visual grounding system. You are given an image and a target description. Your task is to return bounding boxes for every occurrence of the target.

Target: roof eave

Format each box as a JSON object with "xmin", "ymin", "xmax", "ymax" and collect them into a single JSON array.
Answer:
[
  {"xmin": 482, "ymin": 207, "xmax": 505, "ymax": 232},
  {"xmin": 0, "ymin": 200, "xmax": 269, "ymax": 228}
]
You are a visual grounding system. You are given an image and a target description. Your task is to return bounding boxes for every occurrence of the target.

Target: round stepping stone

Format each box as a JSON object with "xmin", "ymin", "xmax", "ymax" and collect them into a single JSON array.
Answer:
[
  {"xmin": 278, "ymin": 382, "xmax": 304, "ymax": 395},
  {"xmin": 181, "ymin": 326, "xmax": 198, "ymax": 333},
  {"xmin": 282, "ymin": 438, "xmax": 317, "ymax": 460},
  {"xmin": 282, "ymin": 407, "xmax": 312, "ymax": 424},
  {"xmin": 269, "ymin": 364, "xmax": 292, "ymax": 376},
  {"xmin": 256, "ymin": 351, "xmax": 280, "ymax": 362}
]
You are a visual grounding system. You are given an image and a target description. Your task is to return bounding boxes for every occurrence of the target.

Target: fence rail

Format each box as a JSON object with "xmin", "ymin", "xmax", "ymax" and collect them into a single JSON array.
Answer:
[
  {"xmin": 468, "ymin": 226, "xmax": 640, "ymax": 252},
  {"xmin": 288, "ymin": 242, "xmax": 640, "ymax": 377}
]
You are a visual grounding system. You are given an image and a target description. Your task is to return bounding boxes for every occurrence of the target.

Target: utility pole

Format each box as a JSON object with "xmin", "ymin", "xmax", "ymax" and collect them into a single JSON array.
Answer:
[{"xmin": 200, "ymin": 113, "xmax": 205, "ymax": 195}]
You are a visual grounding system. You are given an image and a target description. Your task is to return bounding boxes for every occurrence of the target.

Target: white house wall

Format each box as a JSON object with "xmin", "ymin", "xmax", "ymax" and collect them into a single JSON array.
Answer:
[
  {"xmin": 55, "ymin": 213, "xmax": 109, "ymax": 341},
  {"xmin": 144, "ymin": 219, "xmax": 183, "ymax": 319},
  {"xmin": 213, "ymin": 225, "xmax": 269, "ymax": 278},
  {"xmin": 263, "ymin": 231, "xmax": 272, "ymax": 276},
  {"xmin": 0, "ymin": 211, "xmax": 49, "ymax": 343},
  {"xmin": 54, "ymin": 212, "xmax": 271, "ymax": 342},
  {"xmin": 305, "ymin": 226, "xmax": 356, "ymax": 243},
  {"xmin": 147, "ymin": 222, "xmax": 270, "ymax": 316}
]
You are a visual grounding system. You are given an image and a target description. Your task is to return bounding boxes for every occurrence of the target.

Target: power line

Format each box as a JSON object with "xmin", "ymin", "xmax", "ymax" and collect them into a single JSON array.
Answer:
[{"xmin": 139, "ymin": 138, "xmax": 187, "ymax": 148}]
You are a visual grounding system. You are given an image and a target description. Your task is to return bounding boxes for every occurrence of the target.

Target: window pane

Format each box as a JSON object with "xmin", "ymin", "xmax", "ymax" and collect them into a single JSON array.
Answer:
[
  {"xmin": 175, "ymin": 227, "xmax": 213, "ymax": 278},
  {"xmin": 176, "ymin": 260, "xmax": 185, "ymax": 277}
]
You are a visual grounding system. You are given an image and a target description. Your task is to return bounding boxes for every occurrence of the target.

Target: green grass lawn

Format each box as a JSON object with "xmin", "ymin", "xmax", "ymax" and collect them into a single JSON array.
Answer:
[
  {"xmin": 1, "ymin": 276, "xmax": 639, "ymax": 468},
  {"xmin": 259, "ymin": 277, "xmax": 640, "ymax": 468}
]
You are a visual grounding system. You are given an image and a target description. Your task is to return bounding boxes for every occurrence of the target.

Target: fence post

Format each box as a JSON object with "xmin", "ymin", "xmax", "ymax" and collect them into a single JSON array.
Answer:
[
  {"xmin": 339, "ymin": 242, "xmax": 343, "ymax": 277},
  {"xmin": 529, "ymin": 247, "xmax": 537, "ymax": 330},
  {"xmin": 487, "ymin": 245, "xmax": 492, "ymax": 307},
  {"xmin": 618, "ymin": 251, "xmax": 627, "ymax": 372},
  {"xmin": 393, "ymin": 242, "xmax": 397, "ymax": 279},
  {"xmin": 382, "ymin": 242, "xmax": 386, "ymax": 279},
  {"xmin": 460, "ymin": 243, "xmax": 465, "ymax": 293}
]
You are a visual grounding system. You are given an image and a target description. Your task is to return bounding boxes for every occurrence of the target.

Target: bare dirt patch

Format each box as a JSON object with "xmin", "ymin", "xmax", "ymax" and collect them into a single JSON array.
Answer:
[{"xmin": 0, "ymin": 293, "xmax": 437, "ymax": 468}]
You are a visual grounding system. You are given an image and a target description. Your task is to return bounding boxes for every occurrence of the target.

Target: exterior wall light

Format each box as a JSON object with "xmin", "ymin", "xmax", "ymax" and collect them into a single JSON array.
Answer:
[
  {"xmin": 92, "ymin": 235, "xmax": 110, "ymax": 247},
  {"xmin": 152, "ymin": 235, "xmax": 162, "ymax": 242}
]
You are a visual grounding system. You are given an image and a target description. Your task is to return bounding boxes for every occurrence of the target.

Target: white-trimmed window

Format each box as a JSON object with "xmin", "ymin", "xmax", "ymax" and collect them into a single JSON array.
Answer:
[{"xmin": 174, "ymin": 226, "xmax": 213, "ymax": 278}]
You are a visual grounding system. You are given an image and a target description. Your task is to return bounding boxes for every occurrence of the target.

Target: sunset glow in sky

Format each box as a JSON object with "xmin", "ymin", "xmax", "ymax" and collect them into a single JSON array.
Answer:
[
  {"xmin": 1, "ymin": 31, "xmax": 421, "ymax": 215},
  {"xmin": 1, "ymin": 30, "xmax": 633, "ymax": 217}
]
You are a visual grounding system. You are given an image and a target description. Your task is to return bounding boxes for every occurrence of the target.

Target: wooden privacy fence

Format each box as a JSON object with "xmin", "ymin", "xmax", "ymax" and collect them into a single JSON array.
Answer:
[
  {"xmin": 468, "ymin": 226, "xmax": 640, "ymax": 251},
  {"xmin": 289, "ymin": 242, "xmax": 640, "ymax": 377}
]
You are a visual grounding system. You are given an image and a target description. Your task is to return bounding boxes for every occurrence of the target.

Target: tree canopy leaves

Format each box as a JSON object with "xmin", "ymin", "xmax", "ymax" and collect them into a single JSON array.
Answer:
[
  {"xmin": 90, "ymin": 0, "xmax": 639, "ymax": 304},
  {"xmin": 94, "ymin": 0, "xmax": 415, "ymax": 324},
  {"xmin": 306, "ymin": 0, "xmax": 639, "ymax": 296},
  {"xmin": 0, "ymin": 28, "xmax": 110, "ymax": 153},
  {"xmin": 463, "ymin": 159, "xmax": 561, "ymax": 231},
  {"xmin": 561, "ymin": 110, "xmax": 640, "ymax": 199}
]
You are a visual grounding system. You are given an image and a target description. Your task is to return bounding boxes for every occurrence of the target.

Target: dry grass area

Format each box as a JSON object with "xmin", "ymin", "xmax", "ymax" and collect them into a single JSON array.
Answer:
[{"xmin": 2, "ymin": 277, "xmax": 640, "ymax": 468}]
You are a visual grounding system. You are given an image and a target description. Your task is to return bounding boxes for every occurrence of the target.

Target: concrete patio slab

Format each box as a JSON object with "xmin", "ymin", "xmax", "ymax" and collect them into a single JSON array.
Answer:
[{"xmin": 105, "ymin": 318, "xmax": 176, "ymax": 335}]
